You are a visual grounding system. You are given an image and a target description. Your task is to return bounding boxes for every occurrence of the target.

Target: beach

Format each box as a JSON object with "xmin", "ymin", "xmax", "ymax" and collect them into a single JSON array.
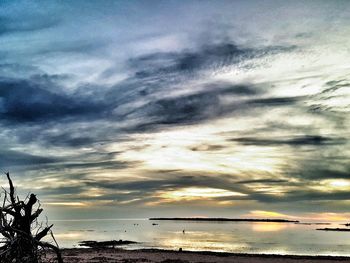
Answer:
[{"xmin": 49, "ymin": 248, "xmax": 350, "ymax": 263}]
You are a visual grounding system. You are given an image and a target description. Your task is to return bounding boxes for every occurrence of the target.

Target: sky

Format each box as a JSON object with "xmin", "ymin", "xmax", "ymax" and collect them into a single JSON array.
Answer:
[{"xmin": 0, "ymin": 0, "xmax": 350, "ymax": 221}]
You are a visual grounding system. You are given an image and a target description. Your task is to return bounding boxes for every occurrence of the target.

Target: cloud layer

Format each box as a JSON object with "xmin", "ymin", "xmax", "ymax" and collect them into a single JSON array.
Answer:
[{"xmin": 0, "ymin": 0, "xmax": 349, "ymax": 220}]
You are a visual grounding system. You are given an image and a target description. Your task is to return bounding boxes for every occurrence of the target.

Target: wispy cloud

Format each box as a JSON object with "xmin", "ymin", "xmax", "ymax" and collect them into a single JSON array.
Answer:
[{"xmin": 0, "ymin": 0, "xmax": 349, "ymax": 219}]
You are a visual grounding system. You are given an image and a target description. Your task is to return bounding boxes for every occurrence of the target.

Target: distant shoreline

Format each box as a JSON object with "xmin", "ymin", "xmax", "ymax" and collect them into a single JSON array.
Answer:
[
  {"xmin": 317, "ymin": 228, "xmax": 350, "ymax": 232},
  {"xmin": 149, "ymin": 217, "xmax": 299, "ymax": 223}
]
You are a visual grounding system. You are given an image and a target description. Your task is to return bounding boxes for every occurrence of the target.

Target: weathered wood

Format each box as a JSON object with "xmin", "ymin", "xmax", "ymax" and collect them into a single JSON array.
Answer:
[
  {"xmin": 6, "ymin": 172, "xmax": 16, "ymax": 207},
  {"xmin": 0, "ymin": 172, "xmax": 63, "ymax": 263},
  {"xmin": 36, "ymin": 224, "xmax": 53, "ymax": 241},
  {"xmin": 39, "ymin": 241, "xmax": 64, "ymax": 263}
]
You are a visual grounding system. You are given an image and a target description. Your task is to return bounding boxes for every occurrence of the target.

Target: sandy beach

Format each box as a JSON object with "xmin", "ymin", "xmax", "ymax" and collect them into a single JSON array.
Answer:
[{"xmin": 49, "ymin": 248, "xmax": 350, "ymax": 263}]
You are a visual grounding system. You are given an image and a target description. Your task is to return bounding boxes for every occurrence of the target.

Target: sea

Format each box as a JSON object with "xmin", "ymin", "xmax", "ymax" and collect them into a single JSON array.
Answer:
[{"xmin": 48, "ymin": 219, "xmax": 350, "ymax": 256}]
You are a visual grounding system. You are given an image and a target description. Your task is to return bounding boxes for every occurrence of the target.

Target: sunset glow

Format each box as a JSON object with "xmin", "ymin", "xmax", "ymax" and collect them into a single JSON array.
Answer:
[{"xmin": 157, "ymin": 187, "xmax": 247, "ymax": 201}]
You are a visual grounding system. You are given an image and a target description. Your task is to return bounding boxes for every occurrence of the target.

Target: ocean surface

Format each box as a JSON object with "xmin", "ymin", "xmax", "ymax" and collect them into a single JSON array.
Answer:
[{"xmin": 49, "ymin": 219, "xmax": 350, "ymax": 256}]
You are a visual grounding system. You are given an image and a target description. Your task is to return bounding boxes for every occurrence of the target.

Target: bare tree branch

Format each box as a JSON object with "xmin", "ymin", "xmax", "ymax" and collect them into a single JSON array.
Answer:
[{"xmin": 0, "ymin": 172, "xmax": 63, "ymax": 263}]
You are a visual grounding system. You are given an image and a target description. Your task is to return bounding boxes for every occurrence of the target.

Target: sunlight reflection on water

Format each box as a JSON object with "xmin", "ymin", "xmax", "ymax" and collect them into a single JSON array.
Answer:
[
  {"xmin": 48, "ymin": 219, "xmax": 350, "ymax": 256},
  {"xmin": 251, "ymin": 222, "xmax": 292, "ymax": 232}
]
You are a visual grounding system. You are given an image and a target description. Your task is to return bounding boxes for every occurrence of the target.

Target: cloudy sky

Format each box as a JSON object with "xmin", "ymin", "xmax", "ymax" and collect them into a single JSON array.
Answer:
[{"xmin": 1, "ymin": 0, "xmax": 350, "ymax": 220}]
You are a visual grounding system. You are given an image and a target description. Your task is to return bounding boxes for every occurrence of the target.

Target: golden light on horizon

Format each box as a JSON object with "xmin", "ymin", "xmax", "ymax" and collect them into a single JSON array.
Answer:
[
  {"xmin": 304, "ymin": 212, "xmax": 350, "ymax": 222},
  {"xmin": 78, "ymin": 187, "xmax": 106, "ymax": 197},
  {"xmin": 118, "ymin": 198, "xmax": 142, "ymax": 204},
  {"xmin": 247, "ymin": 210, "xmax": 295, "ymax": 219},
  {"xmin": 251, "ymin": 222, "xmax": 290, "ymax": 232},
  {"xmin": 245, "ymin": 183, "xmax": 294, "ymax": 197},
  {"xmin": 311, "ymin": 179, "xmax": 350, "ymax": 192},
  {"xmin": 46, "ymin": 202, "xmax": 88, "ymax": 207},
  {"xmin": 247, "ymin": 210, "xmax": 350, "ymax": 222},
  {"xmin": 46, "ymin": 200, "xmax": 116, "ymax": 208},
  {"xmin": 154, "ymin": 187, "xmax": 247, "ymax": 203},
  {"xmin": 328, "ymin": 179, "xmax": 350, "ymax": 188},
  {"xmin": 54, "ymin": 232, "xmax": 84, "ymax": 239},
  {"xmin": 30, "ymin": 177, "xmax": 84, "ymax": 189}
]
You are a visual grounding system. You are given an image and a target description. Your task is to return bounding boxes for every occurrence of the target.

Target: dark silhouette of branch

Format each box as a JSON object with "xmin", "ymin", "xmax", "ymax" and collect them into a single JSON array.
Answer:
[
  {"xmin": 35, "ymin": 224, "xmax": 53, "ymax": 241},
  {"xmin": 0, "ymin": 172, "xmax": 63, "ymax": 263}
]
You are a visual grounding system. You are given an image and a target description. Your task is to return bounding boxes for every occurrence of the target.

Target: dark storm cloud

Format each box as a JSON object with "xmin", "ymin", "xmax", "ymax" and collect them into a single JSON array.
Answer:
[
  {"xmin": 60, "ymin": 160, "xmax": 137, "ymax": 171},
  {"xmin": 84, "ymin": 172, "xmax": 247, "ymax": 193},
  {"xmin": 235, "ymin": 179, "xmax": 289, "ymax": 184},
  {"xmin": 42, "ymin": 149, "xmax": 137, "ymax": 171},
  {"xmin": 230, "ymin": 135, "xmax": 343, "ymax": 147},
  {"xmin": 0, "ymin": 38, "xmax": 309, "ymax": 195},
  {"xmin": 0, "ymin": 150, "xmax": 59, "ymax": 167},
  {"xmin": 0, "ymin": 78, "xmax": 106, "ymax": 123},
  {"xmin": 125, "ymin": 95, "xmax": 302, "ymax": 133},
  {"xmin": 128, "ymin": 43, "xmax": 295, "ymax": 78},
  {"xmin": 108, "ymin": 171, "xmax": 347, "ymax": 204},
  {"xmin": 128, "ymin": 84, "xmax": 260, "ymax": 127},
  {"xmin": 107, "ymin": 43, "xmax": 295, "ymax": 114},
  {"xmin": 41, "ymin": 133, "xmax": 97, "ymax": 148},
  {"xmin": 100, "ymin": 43, "xmax": 299, "ymax": 133},
  {"xmin": 248, "ymin": 96, "xmax": 303, "ymax": 106},
  {"xmin": 20, "ymin": 171, "xmax": 245, "ymax": 202},
  {"xmin": 248, "ymin": 189, "xmax": 350, "ymax": 203},
  {"xmin": 38, "ymin": 172, "xmax": 248, "ymax": 204},
  {"xmin": 128, "ymin": 43, "xmax": 249, "ymax": 77},
  {"xmin": 0, "ymin": 40, "xmax": 300, "ymax": 158},
  {"xmin": 292, "ymin": 167, "xmax": 350, "ymax": 181},
  {"xmin": 107, "ymin": 42, "xmax": 283, "ymax": 98},
  {"xmin": 35, "ymin": 167, "xmax": 350, "ymax": 205},
  {"xmin": 0, "ymin": 40, "xmax": 296, "ymax": 131}
]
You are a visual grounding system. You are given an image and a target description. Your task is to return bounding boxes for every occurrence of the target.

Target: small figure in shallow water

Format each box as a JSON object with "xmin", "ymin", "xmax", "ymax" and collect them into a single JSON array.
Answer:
[{"xmin": 183, "ymin": 229, "xmax": 185, "ymax": 234}]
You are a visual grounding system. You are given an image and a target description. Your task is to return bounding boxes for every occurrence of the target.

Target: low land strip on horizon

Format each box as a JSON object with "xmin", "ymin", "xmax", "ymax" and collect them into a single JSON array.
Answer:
[{"xmin": 149, "ymin": 217, "xmax": 300, "ymax": 223}]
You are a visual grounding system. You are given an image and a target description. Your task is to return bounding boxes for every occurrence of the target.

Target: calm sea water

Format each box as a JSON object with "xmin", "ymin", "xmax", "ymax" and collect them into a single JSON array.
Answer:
[{"xmin": 48, "ymin": 219, "xmax": 350, "ymax": 256}]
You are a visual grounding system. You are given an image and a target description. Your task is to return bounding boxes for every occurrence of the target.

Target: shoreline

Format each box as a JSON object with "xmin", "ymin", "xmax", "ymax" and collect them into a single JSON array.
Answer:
[{"xmin": 53, "ymin": 247, "xmax": 350, "ymax": 263}]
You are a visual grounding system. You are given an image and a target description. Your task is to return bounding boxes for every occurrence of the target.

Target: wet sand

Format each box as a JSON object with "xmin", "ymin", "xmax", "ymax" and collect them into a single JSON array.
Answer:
[{"xmin": 50, "ymin": 248, "xmax": 350, "ymax": 263}]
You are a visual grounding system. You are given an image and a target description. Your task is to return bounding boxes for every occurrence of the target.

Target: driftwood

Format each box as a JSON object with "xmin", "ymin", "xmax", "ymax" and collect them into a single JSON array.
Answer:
[{"xmin": 0, "ymin": 172, "xmax": 63, "ymax": 263}]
